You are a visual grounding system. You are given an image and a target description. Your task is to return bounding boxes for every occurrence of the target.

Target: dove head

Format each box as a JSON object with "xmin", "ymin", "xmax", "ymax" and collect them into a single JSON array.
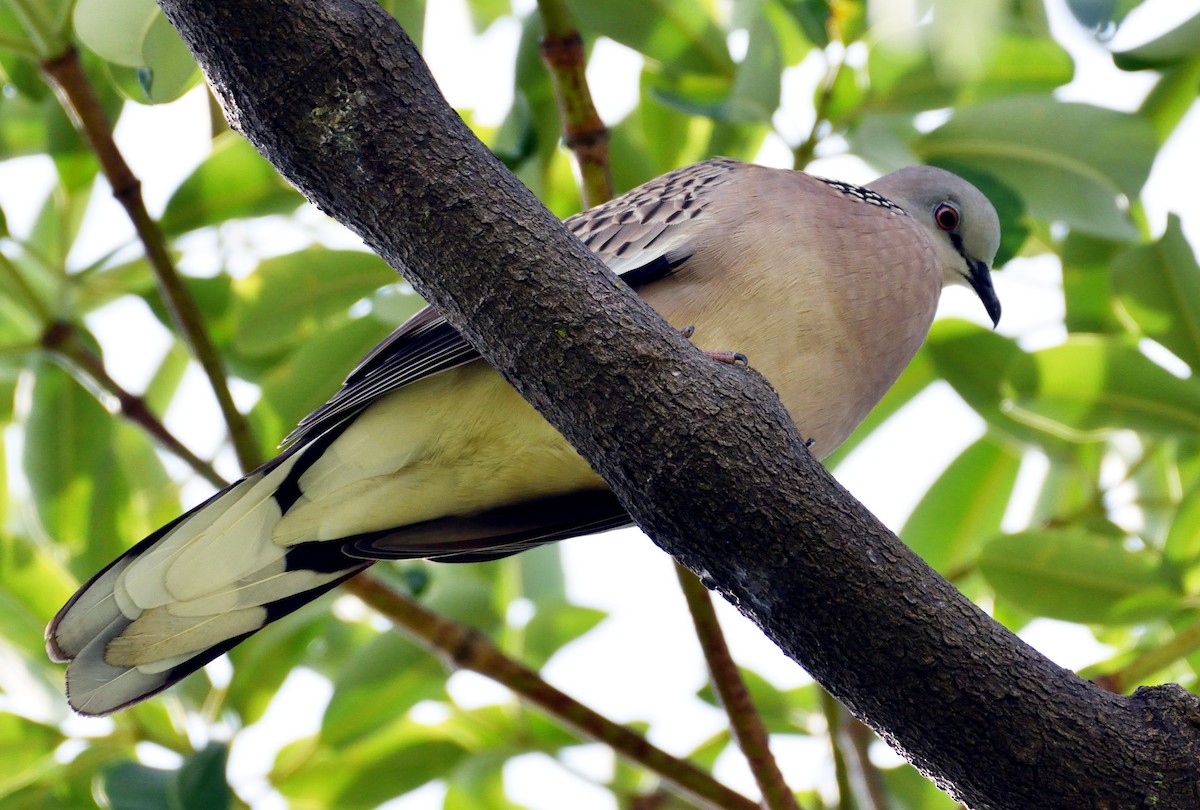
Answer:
[{"xmin": 869, "ymin": 166, "xmax": 1002, "ymax": 327}]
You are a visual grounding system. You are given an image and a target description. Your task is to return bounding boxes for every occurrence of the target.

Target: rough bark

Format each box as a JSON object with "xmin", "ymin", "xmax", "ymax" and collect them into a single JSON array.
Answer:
[{"xmin": 155, "ymin": 1, "xmax": 1200, "ymax": 806}]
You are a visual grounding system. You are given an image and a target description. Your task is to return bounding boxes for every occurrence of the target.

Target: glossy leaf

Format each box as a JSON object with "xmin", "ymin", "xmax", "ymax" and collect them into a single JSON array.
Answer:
[
  {"xmin": 73, "ymin": 0, "xmax": 159, "ymax": 66},
  {"xmin": 1113, "ymin": 11, "xmax": 1200, "ymax": 70},
  {"xmin": 160, "ymin": 134, "xmax": 304, "ymax": 235},
  {"xmin": 918, "ymin": 98, "xmax": 1156, "ymax": 238},
  {"xmin": 1111, "ymin": 215, "xmax": 1200, "ymax": 370},
  {"xmin": 980, "ymin": 530, "xmax": 1177, "ymax": 624},
  {"xmin": 1004, "ymin": 337, "xmax": 1200, "ymax": 440},
  {"xmin": 901, "ymin": 435, "xmax": 1022, "ymax": 573},
  {"xmin": 230, "ymin": 248, "xmax": 396, "ymax": 357}
]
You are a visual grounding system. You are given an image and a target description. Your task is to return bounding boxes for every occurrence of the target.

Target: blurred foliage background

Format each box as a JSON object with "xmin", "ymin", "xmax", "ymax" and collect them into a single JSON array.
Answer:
[{"xmin": 1, "ymin": 0, "xmax": 1199, "ymax": 808}]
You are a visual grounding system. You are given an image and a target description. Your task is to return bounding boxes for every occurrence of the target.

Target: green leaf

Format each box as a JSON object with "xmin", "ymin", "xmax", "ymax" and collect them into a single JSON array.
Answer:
[
  {"xmin": 1061, "ymin": 232, "xmax": 1124, "ymax": 333},
  {"xmin": 174, "ymin": 744, "xmax": 231, "ymax": 810},
  {"xmin": 1164, "ymin": 477, "xmax": 1200, "ymax": 574},
  {"xmin": 884, "ymin": 761, "xmax": 962, "ymax": 810},
  {"xmin": 0, "ymin": 536, "xmax": 76, "ymax": 655},
  {"xmin": 1111, "ymin": 216, "xmax": 1200, "ymax": 370},
  {"xmin": 160, "ymin": 134, "xmax": 304, "ymax": 235},
  {"xmin": 924, "ymin": 319, "xmax": 1074, "ymax": 453},
  {"xmin": 230, "ymin": 248, "xmax": 396, "ymax": 357},
  {"xmin": 1137, "ymin": 57, "xmax": 1200, "ymax": 142},
  {"xmin": 562, "ymin": 0, "xmax": 734, "ymax": 78},
  {"xmin": 276, "ymin": 730, "xmax": 466, "ymax": 810},
  {"xmin": 917, "ymin": 98, "xmax": 1156, "ymax": 239},
  {"xmin": 135, "ymin": 13, "xmax": 200, "ymax": 104},
  {"xmin": 101, "ymin": 744, "xmax": 231, "ymax": 810},
  {"xmin": 901, "ymin": 435, "xmax": 1022, "ymax": 573},
  {"xmin": 520, "ymin": 601, "xmax": 606, "ymax": 668},
  {"xmin": 0, "ymin": 713, "xmax": 64, "ymax": 800},
  {"xmin": 866, "ymin": 34, "xmax": 1073, "ymax": 113},
  {"xmin": 73, "ymin": 0, "xmax": 158, "ymax": 66},
  {"xmin": 251, "ymin": 313, "xmax": 400, "ymax": 447},
  {"xmin": 22, "ymin": 359, "xmax": 127, "ymax": 571},
  {"xmin": 725, "ymin": 16, "xmax": 782, "ymax": 123},
  {"xmin": 102, "ymin": 761, "xmax": 173, "ymax": 810},
  {"xmin": 321, "ymin": 632, "xmax": 446, "ymax": 747},
  {"xmin": 979, "ymin": 530, "xmax": 1177, "ymax": 624},
  {"xmin": 381, "ymin": 0, "xmax": 427, "ymax": 49},
  {"xmin": 1113, "ymin": 11, "xmax": 1200, "ymax": 70},
  {"xmin": 1004, "ymin": 336, "xmax": 1200, "ymax": 440},
  {"xmin": 781, "ymin": 0, "xmax": 830, "ymax": 47}
]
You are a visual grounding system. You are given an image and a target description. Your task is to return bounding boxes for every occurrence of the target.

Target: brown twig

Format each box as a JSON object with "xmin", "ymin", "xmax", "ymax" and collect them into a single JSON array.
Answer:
[
  {"xmin": 346, "ymin": 573, "xmax": 759, "ymax": 810},
  {"xmin": 536, "ymin": 0, "xmax": 612, "ymax": 207},
  {"xmin": 40, "ymin": 320, "xmax": 227, "ymax": 489},
  {"xmin": 39, "ymin": 48, "xmax": 262, "ymax": 472},
  {"xmin": 676, "ymin": 563, "xmax": 802, "ymax": 810}
]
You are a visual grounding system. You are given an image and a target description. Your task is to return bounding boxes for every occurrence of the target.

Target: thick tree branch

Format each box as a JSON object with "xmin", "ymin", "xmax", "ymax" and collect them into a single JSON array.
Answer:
[{"xmin": 154, "ymin": 1, "xmax": 1200, "ymax": 807}]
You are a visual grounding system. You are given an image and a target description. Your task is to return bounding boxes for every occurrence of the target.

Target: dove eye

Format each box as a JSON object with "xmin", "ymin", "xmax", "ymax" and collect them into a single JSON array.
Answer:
[{"xmin": 934, "ymin": 202, "xmax": 960, "ymax": 231}]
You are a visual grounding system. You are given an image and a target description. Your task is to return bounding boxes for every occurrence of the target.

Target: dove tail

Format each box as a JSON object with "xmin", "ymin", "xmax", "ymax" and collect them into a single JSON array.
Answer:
[{"xmin": 45, "ymin": 451, "xmax": 368, "ymax": 717}]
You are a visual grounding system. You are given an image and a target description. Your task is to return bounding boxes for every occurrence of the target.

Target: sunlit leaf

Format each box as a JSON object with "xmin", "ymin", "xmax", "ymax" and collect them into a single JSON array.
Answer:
[
  {"xmin": 1004, "ymin": 336, "xmax": 1200, "ymax": 440},
  {"xmin": 231, "ymin": 249, "xmax": 396, "ymax": 357},
  {"xmin": 160, "ymin": 134, "xmax": 304, "ymax": 235},
  {"xmin": 901, "ymin": 435, "xmax": 1022, "ymax": 573},
  {"xmin": 1111, "ymin": 216, "xmax": 1200, "ymax": 370},
  {"xmin": 980, "ymin": 530, "xmax": 1177, "ymax": 623},
  {"xmin": 563, "ymin": 0, "xmax": 734, "ymax": 77},
  {"xmin": 1113, "ymin": 11, "xmax": 1200, "ymax": 69}
]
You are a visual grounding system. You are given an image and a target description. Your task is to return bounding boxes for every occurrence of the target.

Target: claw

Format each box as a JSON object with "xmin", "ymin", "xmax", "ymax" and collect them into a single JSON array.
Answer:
[
  {"xmin": 705, "ymin": 350, "xmax": 749, "ymax": 366},
  {"xmin": 679, "ymin": 326, "xmax": 747, "ymax": 366}
]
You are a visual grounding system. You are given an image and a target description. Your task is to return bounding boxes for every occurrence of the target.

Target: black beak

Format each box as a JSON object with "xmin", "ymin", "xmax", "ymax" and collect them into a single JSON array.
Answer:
[{"xmin": 966, "ymin": 260, "xmax": 1001, "ymax": 327}]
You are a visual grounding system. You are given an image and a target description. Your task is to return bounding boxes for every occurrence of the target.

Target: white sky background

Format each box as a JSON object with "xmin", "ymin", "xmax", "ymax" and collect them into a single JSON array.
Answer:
[{"xmin": 2, "ymin": 0, "xmax": 1199, "ymax": 808}]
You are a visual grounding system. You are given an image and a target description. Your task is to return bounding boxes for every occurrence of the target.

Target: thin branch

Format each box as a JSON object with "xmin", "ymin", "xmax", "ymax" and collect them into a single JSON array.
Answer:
[
  {"xmin": 845, "ymin": 714, "xmax": 890, "ymax": 810},
  {"xmin": 536, "ymin": 0, "xmax": 612, "ymax": 207},
  {"xmin": 346, "ymin": 574, "xmax": 758, "ymax": 810},
  {"xmin": 821, "ymin": 688, "xmax": 858, "ymax": 810},
  {"xmin": 676, "ymin": 563, "xmax": 802, "ymax": 810},
  {"xmin": 40, "ymin": 320, "xmax": 227, "ymax": 489},
  {"xmin": 38, "ymin": 48, "xmax": 262, "ymax": 472}
]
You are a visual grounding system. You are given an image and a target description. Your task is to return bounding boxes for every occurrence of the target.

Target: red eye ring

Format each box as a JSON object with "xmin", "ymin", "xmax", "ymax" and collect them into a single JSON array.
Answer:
[{"xmin": 934, "ymin": 202, "xmax": 960, "ymax": 231}]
